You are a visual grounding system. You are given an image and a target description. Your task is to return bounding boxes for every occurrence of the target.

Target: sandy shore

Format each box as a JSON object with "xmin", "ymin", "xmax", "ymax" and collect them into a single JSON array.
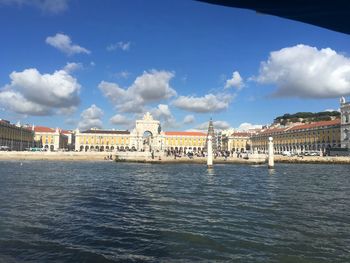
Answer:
[
  {"xmin": 1, "ymin": 151, "xmax": 350, "ymax": 164},
  {"xmin": 0, "ymin": 151, "xmax": 263, "ymax": 164}
]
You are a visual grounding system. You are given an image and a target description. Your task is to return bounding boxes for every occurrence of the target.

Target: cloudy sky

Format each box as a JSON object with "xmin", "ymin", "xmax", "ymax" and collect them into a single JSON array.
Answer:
[{"xmin": 1, "ymin": 0, "xmax": 350, "ymax": 131}]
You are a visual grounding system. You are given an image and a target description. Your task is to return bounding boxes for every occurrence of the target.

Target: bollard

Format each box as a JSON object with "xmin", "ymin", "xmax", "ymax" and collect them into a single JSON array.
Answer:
[{"xmin": 268, "ymin": 136, "xmax": 274, "ymax": 169}]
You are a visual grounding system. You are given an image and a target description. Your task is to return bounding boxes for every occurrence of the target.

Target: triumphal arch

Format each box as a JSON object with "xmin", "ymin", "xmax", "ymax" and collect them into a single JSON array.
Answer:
[{"xmin": 129, "ymin": 112, "xmax": 163, "ymax": 151}]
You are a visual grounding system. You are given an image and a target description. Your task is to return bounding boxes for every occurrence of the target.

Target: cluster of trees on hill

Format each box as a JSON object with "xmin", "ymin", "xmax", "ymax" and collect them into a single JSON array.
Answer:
[{"xmin": 274, "ymin": 111, "xmax": 340, "ymax": 125}]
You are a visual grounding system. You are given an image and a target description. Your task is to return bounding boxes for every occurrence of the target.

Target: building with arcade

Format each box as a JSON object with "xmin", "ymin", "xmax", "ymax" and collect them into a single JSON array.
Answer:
[{"xmin": 74, "ymin": 112, "xmax": 207, "ymax": 154}]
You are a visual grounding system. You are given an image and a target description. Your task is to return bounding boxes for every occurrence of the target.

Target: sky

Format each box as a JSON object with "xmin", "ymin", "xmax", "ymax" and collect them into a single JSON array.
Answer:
[{"xmin": 1, "ymin": 0, "xmax": 350, "ymax": 132}]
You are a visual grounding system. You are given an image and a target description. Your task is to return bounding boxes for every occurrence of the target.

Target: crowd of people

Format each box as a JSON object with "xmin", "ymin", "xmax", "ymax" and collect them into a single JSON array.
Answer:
[{"xmin": 164, "ymin": 149, "xmax": 248, "ymax": 160}]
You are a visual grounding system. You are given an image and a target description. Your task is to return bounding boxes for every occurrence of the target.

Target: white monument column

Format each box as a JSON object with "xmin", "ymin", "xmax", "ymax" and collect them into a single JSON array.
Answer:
[
  {"xmin": 207, "ymin": 135, "xmax": 213, "ymax": 168},
  {"xmin": 268, "ymin": 136, "xmax": 274, "ymax": 169},
  {"xmin": 319, "ymin": 148, "xmax": 323, "ymax": 157}
]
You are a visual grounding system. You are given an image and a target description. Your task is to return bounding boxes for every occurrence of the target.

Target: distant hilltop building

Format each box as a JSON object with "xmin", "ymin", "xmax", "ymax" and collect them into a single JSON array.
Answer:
[{"xmin": 273, "ymin": 110, "xmax": 340, "ymax": 127}]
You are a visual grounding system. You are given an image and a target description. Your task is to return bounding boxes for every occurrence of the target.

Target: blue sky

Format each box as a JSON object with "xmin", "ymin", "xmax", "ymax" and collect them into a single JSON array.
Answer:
[{"xmin": 1, "ymin": 0, "xmax": 350, "ymax": 131}]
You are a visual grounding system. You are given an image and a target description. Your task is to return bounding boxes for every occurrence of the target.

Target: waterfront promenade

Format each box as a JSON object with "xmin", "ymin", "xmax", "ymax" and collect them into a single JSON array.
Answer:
[{"xmin": 1, "ymin": 151, "xmax": 350, "ymax": 164}]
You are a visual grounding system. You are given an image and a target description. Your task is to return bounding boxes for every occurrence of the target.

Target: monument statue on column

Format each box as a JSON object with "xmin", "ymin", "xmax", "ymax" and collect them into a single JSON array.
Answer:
[{"xmin": 205, "ymin": 118, "xmax": 217, "ymax": 153}]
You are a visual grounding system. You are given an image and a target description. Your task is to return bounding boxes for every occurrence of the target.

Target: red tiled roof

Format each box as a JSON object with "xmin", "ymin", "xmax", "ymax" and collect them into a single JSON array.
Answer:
[
  {"xmin": 258, "ymin": 127, "xmax": 287, "ymax": 135},
  {"xmin": 34, "ymin": 126, "xmax": 55, "ymax": 133},
  {"xmin": 81, "ymin": 130, "xmax": 130, "ymax": 134},
  {"xmin": 165, "ymin": 131, "xmax": 206, "ymax": 136},
  {"xmin": 253, "ymin": 119, "xmax": 341, "ymax": 136},
  {"xmin": 288, "ymin": 119, "xmax": 340, "ymax": 131},
  {"xmin": 61, "ymin": 130, "xmax": 72, "ymax": 134}
]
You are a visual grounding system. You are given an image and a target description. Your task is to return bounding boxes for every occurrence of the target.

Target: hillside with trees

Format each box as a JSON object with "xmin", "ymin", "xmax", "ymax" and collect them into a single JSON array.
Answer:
[{"xmin": 274, "ymin": 111, "xmax": 340, "ymax": 126}]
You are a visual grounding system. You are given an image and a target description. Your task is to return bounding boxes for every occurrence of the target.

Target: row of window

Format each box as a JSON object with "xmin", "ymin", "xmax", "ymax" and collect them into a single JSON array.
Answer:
[
  {"xmin": 166, "ymin": 140, "xmax": 205, "ymax": 146},
  {"xmin": 0, "ymin": 129, "xmax": 34, "ymax": 140},
  {"xmin": 78, "ymin": 136, "xmax": 129, "ymax": 144}
]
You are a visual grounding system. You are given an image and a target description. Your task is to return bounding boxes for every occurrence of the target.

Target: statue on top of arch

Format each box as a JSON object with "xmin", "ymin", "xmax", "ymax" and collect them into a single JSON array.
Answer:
[{"xmin": 143, "ymin": 112, "xmax": 154, "ymax": 121}]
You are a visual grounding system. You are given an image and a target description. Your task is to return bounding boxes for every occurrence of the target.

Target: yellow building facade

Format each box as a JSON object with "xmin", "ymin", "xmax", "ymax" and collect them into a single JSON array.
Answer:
[
  {"xmin": 75, "ymin": 129, "xmax": 208, "ymax": 153},
  {"xmin": 226, "ymin": 132, "xmax": 252, "ymax": 153},
  {"xmin": 74, "ymin": 114, "xmax": 209, "ymax": 153},
  {"xmin": 75, "ymin": 129, "xmax": 131, "ymax": 152},
  {"xmin": 34, "ymin": 126, "xmax": 68, "ymax": 151},
  {"xmin": 251, "ymin": 119, "xmax": 341, "ymax": 154},
  {"xmin": 0, "ymin": 119, "xmax": 34, "ymax": 150},
  {"xmin": 164, "ymin": 131, "xmax": 207, "ymax": 153}
]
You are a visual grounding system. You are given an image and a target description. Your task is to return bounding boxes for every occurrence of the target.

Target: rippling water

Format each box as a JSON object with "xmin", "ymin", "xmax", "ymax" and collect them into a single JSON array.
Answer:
[{"xmin": 0, "ymin": 161, "xmax": 349, "ymax": 262}]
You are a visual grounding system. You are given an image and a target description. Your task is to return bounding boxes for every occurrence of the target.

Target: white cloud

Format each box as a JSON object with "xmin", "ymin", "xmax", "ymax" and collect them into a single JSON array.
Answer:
[
  {"xmin": 196, "ymin": 120, "xmax": 231, "ymax": 131},
  {"xmin": 98, "ymin": 81, "xmax": 142, "ymax": 112},
  {"xmin": 0, "ymin": 90, "xmax": 50, "ymax": 115},
  {"xmin": 63, "ymin": 62, "xmax": 83, "ymax": 73},
  {"xmin": 183, "ymin": 114, "xmax": 195, "ymax": 124},
  {"xmin": 152, "ymin": 104, "xmax": 172, "ymax": 118},
  {"xmin": 225, "ymin": 71, "xmax": 244, "ymax": 89},
  {"xmin": 80, "ymin": 104, "xmax": 103, "ymax": 119},
  {"xmin": 109, "ymin": 114, "xmax": 132, "ymax": 126},
  {"xmin": 237, "ymin": 122, "xmax": 262, "ymax": 131},
  {"xmin": 113, "ymin": 70, "xmax": 130, "ymax": 79},
  {"xmin": 8, "ymin": 68, "xmax": 80, "ymax": 107},
  {"xmin": 57, "ymin": 105, "xmax": 77, "ymax": 115},
  {"xmin": 132, "ymin": 70, "xmax": 176, "ymax": 101},
  {"xmin": 0, "ymin": 0, "xmax": 69, "ymax": 13},
  {"xmin": 0, "ymin": 68, "xmax": 80, "ymax": 116},
  {"xmin": 214, "ymin": 121, "xmax": 231, "ymax": 130},
  {"xmin": 173, "ymin": 93, "xmax": 233, "ymax": 113},
  {"xmin": 78, "ymin": 104, "xmax": 103, "ymax": 130},
  {"xmin": 46, "ymin": 33, "xmax": 90, "ymax": 55},
  {"xmin": 151, "ymin": 104, "xmax": 177, "ymax": 129},
  {"xmin": 107, "ymin": 41, "xmax": 131, "ymax": 51},
  {"xmin": 99, "ymin": 70, "xmax": 176, "ymax": 113},
  {"xmin": 256, "ymin": 44, "xmax": 350, "ymax": 98}
]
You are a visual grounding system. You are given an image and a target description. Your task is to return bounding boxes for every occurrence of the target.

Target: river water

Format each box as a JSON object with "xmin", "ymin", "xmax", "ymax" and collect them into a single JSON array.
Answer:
[{"xmin": 0, "ymin": 161, "xmax": 349, "ymax": 262}]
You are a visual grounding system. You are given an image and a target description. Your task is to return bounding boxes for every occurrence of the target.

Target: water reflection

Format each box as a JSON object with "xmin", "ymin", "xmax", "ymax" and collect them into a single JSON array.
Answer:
[
  {"xmin": 207, "ymin": 167, "xmax": 215, "ymax": 176},
  {"xmin": 268, "ymin": 168, "xmax": 276, "ymax": 176}
]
